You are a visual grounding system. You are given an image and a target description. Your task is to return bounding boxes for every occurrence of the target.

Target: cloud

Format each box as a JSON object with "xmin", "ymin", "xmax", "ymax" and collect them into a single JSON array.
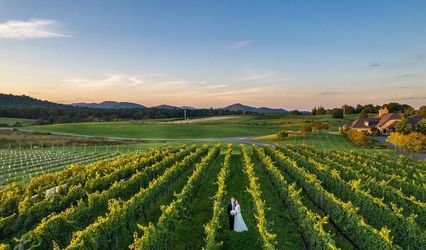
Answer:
[
  {"xmin": 396, "ymin": 96, "xmax": 426, "ymax": 100},
  {"xmin": 198, "ymin": 81, "xmax": 228, "ymax": 89},
  {"xmin": 238, "ymin": 71, "xmax": 277, "ymax": 82},
  {"xmin": 395, "ymin": 74, "xmax": 416, "ymax": 79},
  {"xmin": 319, "ymin": 91, "xmax": 340, "ymax": 96},
  {"xmin": 61, "ymin": 74, "xmax": 145, "ymax": 87},
  {"xmin": 369, "ymin": 63, "xmax": 381, "ymax": 68},
  {"xmin": 0, "ymin": 19, "xmax": 69, "ymax": 39},
  {"xmin": 231, "ymin": 39, "xmax": 252, "ymax": 49}
]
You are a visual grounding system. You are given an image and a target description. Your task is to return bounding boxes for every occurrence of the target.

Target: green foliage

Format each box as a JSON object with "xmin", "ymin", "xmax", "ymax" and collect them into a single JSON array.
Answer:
[
  {"xmin": 300, "ymin": 125, "xmax": 312, "ymax": 135},
  {"xmin": 387, "ymin": 132, "xmax": 426, "ymax": 152},
  {"xmin": 394, "ymin": 116, "xmax": 412, "ymax": 134},
  {"xmin": 130, "ymin": 145, "xmax": 221, "ymax": 250},
  {"xmin": 417, "ymin": 105, "xmax": 426, "ymax": 117},
  {"xmin": 415, "ymin": 118, "xmax": 426, "ymax": 134},
  {"xmin": 343, "ymin": 129, "xmax": 369, "ymax": 145},
  {"xmin": 203, "ymin": 144, "xmax": 232, "ymax": 250},
  {"xmin": 275, "ymin": 145, "xmax": 426, "ymax": 249},
  {"xmin": 17, "ymin": 146, "xmax": 198, "ymax": 249},
  {"xmin": 1, "ymin": 148, "xmax": 179, "ymax": 241},
  {"xmin": 311, "ymin": 106, "xmax": 326, "ymax": 116},
  {"xmin": 289, "ymin": 110, "xmax": 301, "ymax": 115},
  {"xmin": 240, "ymin": 145, "xmax": 276, "ymax": 249},
  {"xmin": 1, "ymin": 143, "xmax": 425, "ymax": 250},
  {"xmin": 265, "ymin": 146, "xmax": 403, "ymax": 249},
  {"xmin": 359, "ymin": 110, "xmax": 368, "ymax": 118},
  {"xmin": 332, "ymin": 108, "xmax": 344, "ymax": 118},
  {"xmin": 311, "ymin": 121, "xmax": 329, "ymax": 131},
  {"xmin": 370, "ymin": 126, "xmax": 379, "ymax": 136},
  {"xmin": 276, "ymin": 130, "xmax": 289, "ymax": 139},
  {"xmin": 252, "ymin": 146, "xmax": 338, "ymax": 249}
]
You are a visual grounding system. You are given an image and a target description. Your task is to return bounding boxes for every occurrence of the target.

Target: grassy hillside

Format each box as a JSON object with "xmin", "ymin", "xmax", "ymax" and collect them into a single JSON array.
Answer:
[
  {"xmin": 31, "ymin": 114, "xmax": 358, "ymax": 139},
  {"xmin": 0, "ymin": 117, "xmax": 35, "ymax": 127}
]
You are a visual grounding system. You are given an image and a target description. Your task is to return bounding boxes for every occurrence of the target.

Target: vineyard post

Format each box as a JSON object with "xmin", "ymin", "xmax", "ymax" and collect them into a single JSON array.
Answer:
[
  {"xmin": 52, "ymin": 143, "xmax": 54, "ymax": 151},
  {"xmin": 95, "ymin": 144, "xmax": 97, "ymax": 153},
  {"xmin": 73, "ymin": 143, "xmax": 75, "ymax": 152},
  {"xmin": 63, "ymin": 143, "xmax": 65, "ymax": 151}
]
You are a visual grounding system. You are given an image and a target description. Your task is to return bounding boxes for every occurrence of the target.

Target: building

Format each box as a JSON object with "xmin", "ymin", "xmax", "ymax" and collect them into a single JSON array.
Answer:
[{"xmin": 341, "ymin": 108, "xmax": 400, "ymax": 134}]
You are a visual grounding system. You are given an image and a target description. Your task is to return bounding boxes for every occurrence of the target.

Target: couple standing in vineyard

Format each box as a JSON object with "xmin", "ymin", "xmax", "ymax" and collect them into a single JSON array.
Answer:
[{"xmin": 227, "ymin": 197, "xmax": 248, "ymax": 232}]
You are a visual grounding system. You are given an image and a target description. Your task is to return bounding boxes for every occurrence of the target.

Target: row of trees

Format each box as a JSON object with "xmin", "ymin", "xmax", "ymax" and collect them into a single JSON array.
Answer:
[
  {"xmin": 312, "ymin": 103, "xmax": 426, "ymax": 117},
  {"xmin": 0, "ymin": 106, "xmax": 241, "ymax": 125}
]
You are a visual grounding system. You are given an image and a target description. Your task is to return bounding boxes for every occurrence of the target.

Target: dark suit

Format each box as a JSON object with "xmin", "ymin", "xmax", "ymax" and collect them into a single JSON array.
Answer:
[{"xmin": 227, "ymin": 202, "xmax": 235, "ymax": 230}]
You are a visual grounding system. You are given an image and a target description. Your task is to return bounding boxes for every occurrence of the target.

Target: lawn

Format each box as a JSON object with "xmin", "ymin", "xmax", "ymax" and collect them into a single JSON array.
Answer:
[
  {"xmin": 30, "ymin": 114, "xmax": 358, "ymax": 139},
  {"xmin": 0, "ymin": 117, "xmax": 35, "ymax": 127}
]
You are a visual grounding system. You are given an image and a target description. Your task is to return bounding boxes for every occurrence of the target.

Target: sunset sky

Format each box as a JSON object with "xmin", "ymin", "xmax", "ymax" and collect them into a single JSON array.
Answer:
[{"xmin": 0, "ymin": 0, "xmax": 425, "ymax": 110}]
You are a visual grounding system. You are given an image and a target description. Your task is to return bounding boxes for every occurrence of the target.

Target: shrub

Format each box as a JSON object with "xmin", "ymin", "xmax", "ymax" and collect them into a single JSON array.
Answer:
[
  {"xmin": 415, "ymin": 118, "xmax": 426, "ymax": 134},
  {"xmin": 276, "ymin": 130, "xmax": 289, "ymax": 139},
  {"xmin": 345, "ymin": 129, "xmax": 369, "ymax": 145},
  {"xmin": 370, "ymin": 127, "xmax": 379, "ymax": 136},
  {"xmin": 311, "ymin": 121, "xmax": 329, "ymax": 131},
  {"xmin": 387, "ymin": 132, "xmax": 426, "ymax": 152},
  {"xmin": 300, "ymin": 125, "xmax": 312, "ymax": 135}
]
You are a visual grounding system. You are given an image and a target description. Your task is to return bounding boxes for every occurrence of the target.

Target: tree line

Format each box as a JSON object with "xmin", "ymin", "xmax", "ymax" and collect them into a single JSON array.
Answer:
[
  {"xmin": 0, "ymin": 106, "xmax": 244, "ymax": 125},
  {"xmin": 311, "ymin": 102, "xmax": 426, "ymax": 118}
]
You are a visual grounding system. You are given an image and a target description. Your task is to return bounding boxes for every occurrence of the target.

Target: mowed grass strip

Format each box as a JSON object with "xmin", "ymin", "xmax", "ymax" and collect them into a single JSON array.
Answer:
[
  {"xmin": 217, "ymin": 153, "xmax": 262, "ymax": 249},
  {"xmin": 32, "ymin": 122, "xmax": 282, "ymax": 139},
  {"xmin": 250, "ymin": 153, "xmax": 305, "ymax": 249},
  {"xmin": 168, "ymin": 154, "xmax": 224, "ymax": 249}
]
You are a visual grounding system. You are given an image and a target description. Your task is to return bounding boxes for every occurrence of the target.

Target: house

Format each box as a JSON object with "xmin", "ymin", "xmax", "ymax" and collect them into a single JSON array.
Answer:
[{"xmin": 341, "ymin": 108, "xmax": 401, "ymax": 134}]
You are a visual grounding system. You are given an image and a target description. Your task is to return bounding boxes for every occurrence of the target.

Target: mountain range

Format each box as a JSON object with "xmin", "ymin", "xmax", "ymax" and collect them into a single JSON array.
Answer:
[
  {"xmin": 223, "ymin": 103, "xmax": 288, "ymax": 114},
  {"xmin": 71, "ymin": 101, "xmax": 146, "ymax": 109},
  {"xmin": 1, "ymin": 94, "xmax": 288, "ymax": 113}
]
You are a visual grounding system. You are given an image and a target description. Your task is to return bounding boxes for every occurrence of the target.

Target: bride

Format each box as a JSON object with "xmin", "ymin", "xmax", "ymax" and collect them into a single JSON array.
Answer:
[{"xmin": 233, "ymin": 200, "xmax": 248, "ymax": 232}]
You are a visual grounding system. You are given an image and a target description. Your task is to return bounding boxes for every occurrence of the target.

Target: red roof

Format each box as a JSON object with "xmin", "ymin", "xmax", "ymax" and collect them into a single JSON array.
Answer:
[
  {"xmin": 376, "ymin": 113, "xmax": 400, "ymax": 127},
  {"xmin": 345, "ymin": 113, "xmax": 400, "ymax": 129}
]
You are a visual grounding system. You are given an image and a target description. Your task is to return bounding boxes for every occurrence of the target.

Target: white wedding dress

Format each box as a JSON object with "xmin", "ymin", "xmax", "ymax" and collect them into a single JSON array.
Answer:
[{"xmin": 233, "ymin": 204, "xmax": 248, "ymax": 232}]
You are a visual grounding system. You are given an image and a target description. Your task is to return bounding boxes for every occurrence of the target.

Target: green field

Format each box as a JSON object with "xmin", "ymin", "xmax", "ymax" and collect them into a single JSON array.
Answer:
[
  {"xmin": 0, "ymin": 117, "xmax": 34, "ymax": 127},
  {"xmin": 30, "ymin": 114, "xmax": 358, "ymax": 139}
]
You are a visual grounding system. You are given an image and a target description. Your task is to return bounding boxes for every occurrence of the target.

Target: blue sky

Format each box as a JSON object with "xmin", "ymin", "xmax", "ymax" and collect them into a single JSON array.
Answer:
[{"xmin": 0, "ymin": 0, "xmax": 425, "ymax": 109}]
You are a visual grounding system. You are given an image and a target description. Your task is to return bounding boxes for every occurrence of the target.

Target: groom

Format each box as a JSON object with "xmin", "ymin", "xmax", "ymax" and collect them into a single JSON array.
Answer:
[{"xmin": 227, "ymin": 197, "xmax": 236, "ymax": 230}]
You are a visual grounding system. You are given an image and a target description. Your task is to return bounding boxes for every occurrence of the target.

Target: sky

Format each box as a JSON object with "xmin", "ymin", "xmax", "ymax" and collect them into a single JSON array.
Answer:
[{"xmin": 0, "ymin": 0, "xmax": 425, "ymax": 110}]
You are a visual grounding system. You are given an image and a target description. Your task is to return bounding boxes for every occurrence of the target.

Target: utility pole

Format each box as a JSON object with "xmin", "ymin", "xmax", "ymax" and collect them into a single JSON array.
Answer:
[{"xmin": 184, "ymin": 109, "xmax": 187, "ymax": 120}]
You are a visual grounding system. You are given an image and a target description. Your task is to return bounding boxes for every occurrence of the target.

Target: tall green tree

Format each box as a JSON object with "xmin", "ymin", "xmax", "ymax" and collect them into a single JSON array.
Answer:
[
  {"xmin": 415, "ymin": 118, "xmax": 426, "ymax": 134},
  {"xmin": 395, "ymin": 116, "xmax": 412, "ymax": 134},
  {"xmin": 359, "ymin": 110, "xmax": 368, "ymax": 118},
  {"xmin": 332, "ymin": 108, "xmax": 343, "ymax": 118},
  {"xmin": 417, "ymin": 106, "xmax": 426, "ymax": 117}
]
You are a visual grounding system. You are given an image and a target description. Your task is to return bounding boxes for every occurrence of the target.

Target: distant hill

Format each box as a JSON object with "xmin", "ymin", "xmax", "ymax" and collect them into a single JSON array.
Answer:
[
  {"xmin": 153, "ymin": 105, "xmax": 196, "ymax": 110},
  {"xmin": 153, "ymin": 104, "xmax": 179, "ymax": 110},
  {"xmin": 179, "ymin": 106, "xmax": 196, "ymax": 110},
  {"xmin": 71, "ymin": 101, "xmax": 146, "ymax": 109},
  {"xmin": 223, "ymin": 103, "xmax": 288, "ymax": 114},
  {"xmin": 0, "ymin": 93, "xmax": 66, "ymax": 108}
]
